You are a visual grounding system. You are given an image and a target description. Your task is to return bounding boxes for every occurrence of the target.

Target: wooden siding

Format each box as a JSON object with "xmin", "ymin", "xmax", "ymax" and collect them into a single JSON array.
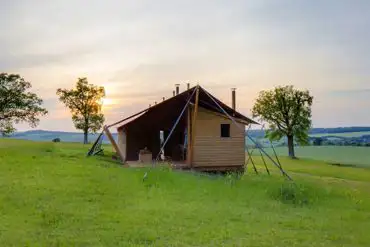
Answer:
[{"xmin": 192, "ymin": 107, "xmax": 246, "ymax": 167}]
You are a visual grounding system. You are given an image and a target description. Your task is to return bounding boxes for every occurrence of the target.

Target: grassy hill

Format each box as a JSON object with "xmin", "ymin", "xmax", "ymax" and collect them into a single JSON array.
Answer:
[
  {"xmin": 5, "ymin": 130, "xmax": 117, "ymax": 144},
  {"xmin": 0, "ymin": 139, "xmax": 369, "ymax": 246}
]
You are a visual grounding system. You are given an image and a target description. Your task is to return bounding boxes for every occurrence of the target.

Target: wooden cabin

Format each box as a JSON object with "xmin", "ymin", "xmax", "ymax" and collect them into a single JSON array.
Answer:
[{"xmin": 116, "ymin": 85, "xmax": 257, "ymax": 172}]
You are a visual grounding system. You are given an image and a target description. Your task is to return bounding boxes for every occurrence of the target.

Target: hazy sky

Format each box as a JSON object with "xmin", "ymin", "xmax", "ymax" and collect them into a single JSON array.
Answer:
[{"xmin": 2, "ymin": 0, "xmax": 370, "ymax": 132}]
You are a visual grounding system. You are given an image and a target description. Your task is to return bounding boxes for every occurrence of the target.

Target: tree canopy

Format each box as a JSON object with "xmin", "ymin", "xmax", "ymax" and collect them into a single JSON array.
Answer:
[
  {"xmin": 0, "ymin": 73, "xmax": 48, "ymax": 135},
  {"xmin": 252, "ymin": 85, "xmax": 313, "ymax": 158},
  {"xmin": 57, "ymin": 78, "xmax": 105, "ymax": 144}
]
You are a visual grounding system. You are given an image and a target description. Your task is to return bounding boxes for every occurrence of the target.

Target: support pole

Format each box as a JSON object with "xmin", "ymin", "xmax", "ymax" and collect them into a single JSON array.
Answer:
[
  {"xmin": 155, "ymin": 87, "xmax": 197, "ymax": 162},
  {"xmin": 186, "ymin": 105, "xmax": 192, "ymax": 166},
  {"xmin": 259, "ymin": 149, "xmax": 270, "ymax": 175},
  {"xmin": 104, "ymin": 126, "xmax": 125, "ymax": 163},
  {"xmin": 270, "ymin": 140, "xmax": 283, "ymax": 169},
  {"xmin": 244, "ymin": 125, "xmax": 253, "ymax": 168},
  {"xmin": 247, "ymin": 123, "xmax": 269, "ymax": 175},
  {"xmin": 244, "ymin": 125, "xmax": 258, "ymax": 174},
  {"xmin": 248, "ymin": 136, "xmax": 292, "ymax": 180},
  {"xmin": 246, "ymin": 147, "xmax": 258, "ymax": 174},
  {"xmin": 189, "ymin": 86, "xmax": 200, "ymax": 168},
  {"xmin": 87, "ymin": 130, "xmax": 104, "ymax": 156}
]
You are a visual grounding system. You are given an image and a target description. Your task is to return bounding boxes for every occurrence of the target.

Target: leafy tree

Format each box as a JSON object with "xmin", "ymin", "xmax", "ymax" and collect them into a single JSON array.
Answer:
[
  {"xmin": 57, "ymin": 78, "xmax": 105, "ymax": 144},
  {"xmin": 312, "ymin": 137, "xmax": 323, "ymax": 146},
  {"xmin": 0, "ymin": 73, "xmax": 48, "ymax": 136},
  {"xmin": 252, "ymin": 85, "xmax": 313, "ymax": 158}
]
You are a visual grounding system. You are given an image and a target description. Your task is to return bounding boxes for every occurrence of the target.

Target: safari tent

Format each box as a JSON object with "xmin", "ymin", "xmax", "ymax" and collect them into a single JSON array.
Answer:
[{"xmin": 114, "ymin": 85, "xmax": 257, "ymax": 172}]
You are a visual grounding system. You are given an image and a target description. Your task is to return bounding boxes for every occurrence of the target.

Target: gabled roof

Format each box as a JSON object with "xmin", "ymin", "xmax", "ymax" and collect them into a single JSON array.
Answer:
[{"xmin": 116, "ymin": 86, "xmax": 258, "ymax": 130}]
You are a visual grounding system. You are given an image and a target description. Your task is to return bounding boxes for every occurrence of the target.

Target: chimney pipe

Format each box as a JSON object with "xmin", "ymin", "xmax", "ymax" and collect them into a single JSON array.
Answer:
[
  {"xmin": 231, "ymin": 88, "xmax": 236, "ymax": 110},
  {"xmin": 173, "ymin": 90, "xmax": 175, "ymax": 97},
  {"xmin": 163, "ymin": 97, "xmax": 165, "ymax": 101},
  {"xmin": 175, "ymin": 84, "xmax": 180, "ymax": 95},
  {"xmin": 187, "ymin": 83, "xmax": 190, "ymax": 90}
]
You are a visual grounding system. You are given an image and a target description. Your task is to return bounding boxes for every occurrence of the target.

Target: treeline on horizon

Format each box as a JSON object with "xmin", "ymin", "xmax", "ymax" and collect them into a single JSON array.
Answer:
[
  {"xmin": 309, "ymin": 127, "xmax": 370, "ymax": 134},
  {"xmin": 248, "ymin": 126, "xmax": 370, "ymax": 138}
]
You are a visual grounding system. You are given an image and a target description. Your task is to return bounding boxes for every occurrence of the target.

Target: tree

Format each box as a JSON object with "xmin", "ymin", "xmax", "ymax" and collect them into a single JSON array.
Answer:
[
  {"xmin": 312, "ymin": 137, "xmax": 323, "ymax": 146},
  {"xmin": 57, "ymin": 78, "xmax": 105, "ymax": 144},
  {"xmin": 252, "ymin": 85, "xmax": 313, "ymax": 158},
  {"xmin": 0, "ymin": 73, "xmax": 48, "ymax": 136}
]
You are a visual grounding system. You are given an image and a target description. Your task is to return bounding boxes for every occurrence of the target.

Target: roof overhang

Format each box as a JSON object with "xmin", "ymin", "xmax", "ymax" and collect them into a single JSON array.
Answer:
[{"xmin": 116, "ymin": 85, "xmax": 258, "ymax": 131}]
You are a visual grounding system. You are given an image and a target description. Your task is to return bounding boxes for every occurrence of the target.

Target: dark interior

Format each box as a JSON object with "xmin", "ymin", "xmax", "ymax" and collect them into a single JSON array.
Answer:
[{"xmin": 124, "ymin": 99, "xmax": 188, "ymax": 162}]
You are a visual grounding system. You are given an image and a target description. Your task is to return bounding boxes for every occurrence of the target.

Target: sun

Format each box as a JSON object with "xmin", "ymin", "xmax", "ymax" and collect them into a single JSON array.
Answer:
[
  {"xmin": 100, "ymin": 98, "xmax": 116, "ymax": 111},
  {"xmin": 98, "ymin": 82, "xmax": 122, "ymax": 110},
  {"xmin": 102, "ymin": 98, "xmax": 114, "ymax": 106}
]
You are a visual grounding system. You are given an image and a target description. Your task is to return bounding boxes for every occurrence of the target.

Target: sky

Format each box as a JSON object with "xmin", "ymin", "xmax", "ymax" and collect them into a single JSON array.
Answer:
[{"xmin": 1, "ymin": 0, "xmax": 370, "ymax": 132}]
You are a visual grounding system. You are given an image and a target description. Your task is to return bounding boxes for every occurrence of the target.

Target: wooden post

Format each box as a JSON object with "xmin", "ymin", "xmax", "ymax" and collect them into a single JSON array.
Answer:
[
  {"xmin": 104, "ymin": 126, "xmax": 125, "ymax": 163},
  {"xmin": 186, "ymin": 105, "xmax": 192, "ymax": 166},
  {"xmin": 189, "ymin": 86, "xmax": 200, "ymax": 167}
]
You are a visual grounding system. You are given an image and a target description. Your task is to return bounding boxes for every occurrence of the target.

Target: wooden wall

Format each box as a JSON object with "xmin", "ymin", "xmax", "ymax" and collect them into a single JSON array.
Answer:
[{"xmin": 192, "ymin": 107, "xmax": 245, "ymax": 167}]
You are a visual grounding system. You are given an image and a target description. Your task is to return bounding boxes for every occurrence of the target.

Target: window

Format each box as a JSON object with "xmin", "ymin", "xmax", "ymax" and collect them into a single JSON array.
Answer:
[{"xmin": 220, "ymin": 124, "xmax": 230, "ymax": 138}]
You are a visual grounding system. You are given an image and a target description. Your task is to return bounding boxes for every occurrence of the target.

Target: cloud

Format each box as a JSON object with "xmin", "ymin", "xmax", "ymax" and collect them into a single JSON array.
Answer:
[
  {"xmin": 3, "ymin": 0, "xmax": 370, "ymax": 130},
  {"xmin": 328, "ymin": 89, "xmax": 370, "ymax": 96}
]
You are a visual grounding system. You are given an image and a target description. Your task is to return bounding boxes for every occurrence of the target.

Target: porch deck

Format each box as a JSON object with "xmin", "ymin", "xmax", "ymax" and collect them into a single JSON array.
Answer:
[
  {"xmin": 124, "ymin": 160, "xmax": 189, "ymax": 169},
  {"xmin": 123, "ymin": 160, "xmax": 244, "ymax": 172}
]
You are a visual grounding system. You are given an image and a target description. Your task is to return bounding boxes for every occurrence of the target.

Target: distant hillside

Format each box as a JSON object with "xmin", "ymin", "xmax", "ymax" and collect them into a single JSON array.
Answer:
[
  {"xmin": 309, "ymin": 127, "xmax": 370, "ymax": 134},
  {"xmin": 4, "ymin": 130, "xmax": 117, "ymax": 144},
  {"xmin": 4, "ymin": 127, "xmax": 370, "ymax": 144}
]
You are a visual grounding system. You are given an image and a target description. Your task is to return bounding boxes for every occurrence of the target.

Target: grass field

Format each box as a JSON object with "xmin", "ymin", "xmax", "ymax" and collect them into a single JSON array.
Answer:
[
  {"xmin": 259, "ymin": 146, "xmax": 370, "ymax": 168},
  {"xmin": 1, "ymin": 139, "xmax": 370, "ymax": 246}
]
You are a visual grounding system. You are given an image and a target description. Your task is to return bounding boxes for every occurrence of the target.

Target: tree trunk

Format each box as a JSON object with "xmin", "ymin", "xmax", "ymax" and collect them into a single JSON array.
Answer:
[
  {"xmin": 83, "ymin": 131, "xmax": 88, "ymax": 144},
  {"xmin": 287, "ymin": 135, "xmax": 296, "ymax": 158}
]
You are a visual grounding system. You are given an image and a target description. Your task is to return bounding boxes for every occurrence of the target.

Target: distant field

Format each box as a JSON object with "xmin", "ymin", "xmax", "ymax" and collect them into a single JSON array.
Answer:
[
  {"xmin": 247, "ymin": 131, "xmax": 370, "ymax": 145},
  {"xmin": 309, "ymin": 131, "xmax": 370, "ymax": 137},
  {"xmin": 259, "ymin": 146, "xmax": 370, "ymax": 168}
]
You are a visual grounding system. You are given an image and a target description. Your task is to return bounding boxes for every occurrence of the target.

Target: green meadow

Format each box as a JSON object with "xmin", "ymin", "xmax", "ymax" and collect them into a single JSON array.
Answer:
[{"xmin": 0, "ymin": 139, "xmax": 370, "ymax": 246}]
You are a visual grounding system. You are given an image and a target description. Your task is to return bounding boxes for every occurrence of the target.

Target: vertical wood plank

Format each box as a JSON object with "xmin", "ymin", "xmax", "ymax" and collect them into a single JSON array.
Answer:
[
  {"xmin": 189, "ymin": 86, "xmax": 200, "ymax": 167},
  {"xmin": 186, "ymin": 105, "xmax": 192, "ymax": 166}
]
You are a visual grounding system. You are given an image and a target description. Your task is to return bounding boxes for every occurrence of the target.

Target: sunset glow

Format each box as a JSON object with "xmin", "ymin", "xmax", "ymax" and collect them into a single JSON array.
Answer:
[{"xmin": 3, "ymin": 1, "xmax": 369, "ymax": 131}]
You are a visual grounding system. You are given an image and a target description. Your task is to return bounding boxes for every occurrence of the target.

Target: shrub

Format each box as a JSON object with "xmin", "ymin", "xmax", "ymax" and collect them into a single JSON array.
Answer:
[
  {"xmin": 52, "ymin": 138, "xmax": 61, "ymax": 143},
  {"xmin": 271, "ymin": 181, "xmax": 316, "ymax": 206}
]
